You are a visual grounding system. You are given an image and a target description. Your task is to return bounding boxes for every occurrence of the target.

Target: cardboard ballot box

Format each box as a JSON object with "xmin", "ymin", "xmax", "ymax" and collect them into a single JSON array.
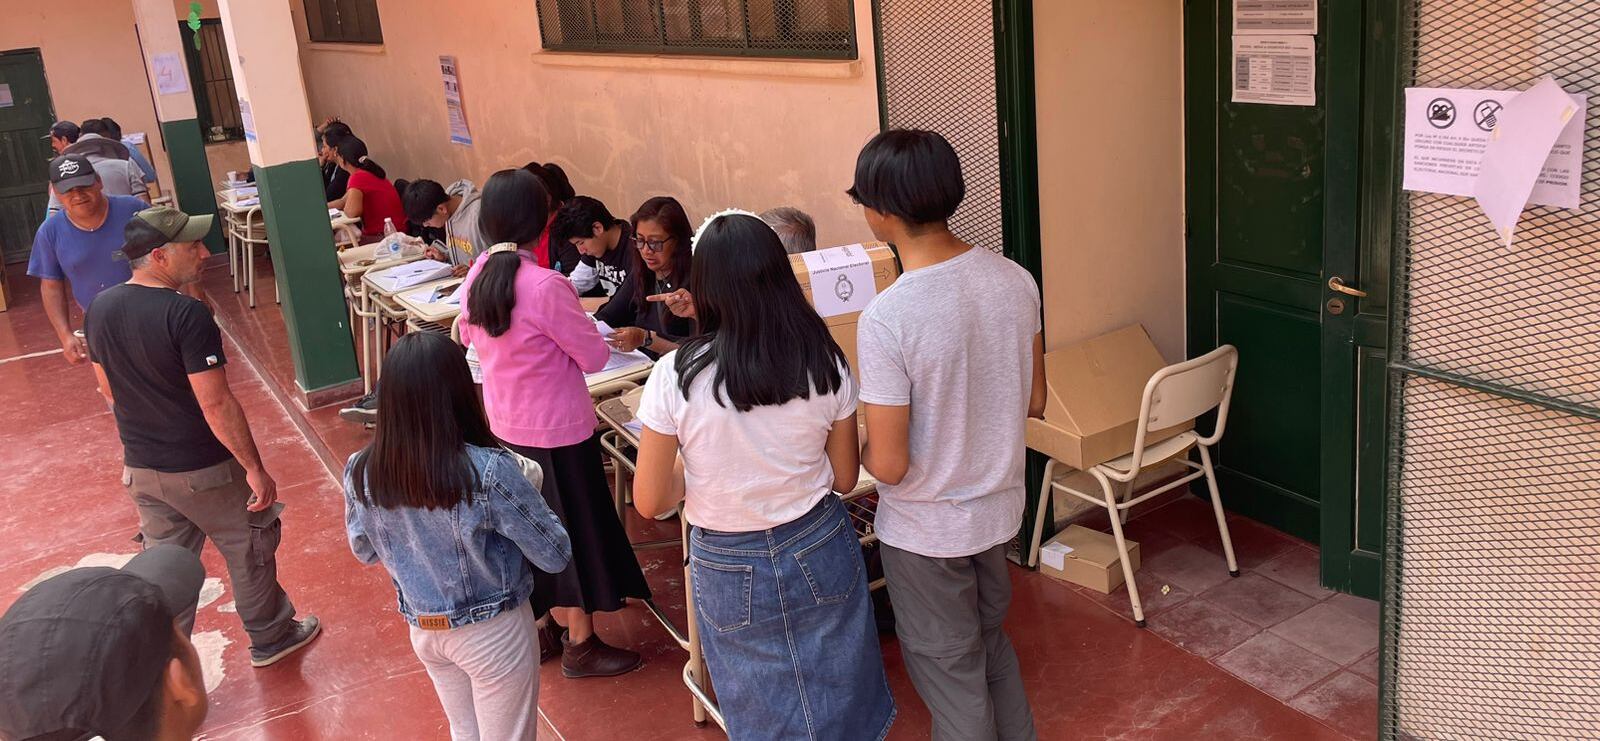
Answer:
[
  {"xmin": 790, "ymin": 242, "xmax": 900, "ymax": 375},
  {"xmin": 1038, "ymin": 525, "xmax": 1141, "ymax": 594},
  {"xmin": 1026, "ymin": 324, "xmax": 1191, "ymax": 470}
]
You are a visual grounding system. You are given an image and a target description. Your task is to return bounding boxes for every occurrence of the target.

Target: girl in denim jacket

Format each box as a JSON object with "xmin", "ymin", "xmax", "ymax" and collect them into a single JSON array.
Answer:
[{"xmin": 344, "ymin": 332, "xmax": 571, "ymax": 740}]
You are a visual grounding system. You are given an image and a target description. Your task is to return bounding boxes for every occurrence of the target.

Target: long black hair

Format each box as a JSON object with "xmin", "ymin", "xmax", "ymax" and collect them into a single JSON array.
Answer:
[
  {"xmin": 629, "ymin": 196, "xmax": 694, "ymax": 311},
  {"xmin": 351, "ymin": 333, "xmax": 497, "ymax": 509},
  {"xmin": 676, "ymin": 214, "xmax": 847, "ymax": 411},
  {"xmin": 336, "ymin": 136, "xmax": 387, "ymax": 180},
  {"xmin": 466, "ymin": 168, "xmax": 550, "ymax": 337}
]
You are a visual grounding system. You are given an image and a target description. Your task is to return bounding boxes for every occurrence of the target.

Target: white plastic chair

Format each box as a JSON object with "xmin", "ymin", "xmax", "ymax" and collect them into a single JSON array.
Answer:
[{"xmin": 1027, "ymin": 344, "xmax": 1241, "ymax": 627}]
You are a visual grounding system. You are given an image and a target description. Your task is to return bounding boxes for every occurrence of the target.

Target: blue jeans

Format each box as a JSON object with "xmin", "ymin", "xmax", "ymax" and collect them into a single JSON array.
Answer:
[{"xmin": 690, "ymin": 495, "xmax": 896, "ymax": 741}]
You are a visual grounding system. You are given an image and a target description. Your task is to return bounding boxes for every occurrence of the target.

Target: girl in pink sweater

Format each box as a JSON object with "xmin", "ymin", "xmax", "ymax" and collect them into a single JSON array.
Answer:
[{"xmin": 458, "ymin": 168, "xmax": 650, "ymax": 678}]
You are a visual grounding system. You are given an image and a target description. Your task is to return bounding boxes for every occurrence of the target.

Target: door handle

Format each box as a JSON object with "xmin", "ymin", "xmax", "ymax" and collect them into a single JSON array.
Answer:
[{"xmin": 1328, "ymin": 276, "xmax": 1368, "ymax": 298}]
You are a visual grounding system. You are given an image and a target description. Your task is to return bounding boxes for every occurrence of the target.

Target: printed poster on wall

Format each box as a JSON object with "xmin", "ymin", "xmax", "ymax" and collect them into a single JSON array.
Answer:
[
  {"xmin": 152, "ymin": 52, "xmax": 190, "ymax": 95},
  {"xmin": 1231, "ymin": 35, "xmax": 1316, "ymax": 106},
  {"xmin": 440, "ymin": 56, "xmax": 472, "ymax": 146},
  {"xmin": 1234, "ymin": 0, "xmax": 1317, "ymax": 35},
  {"xmin": 239, "ymin": 97, "xmax": 257, "ymax": 143},
  {"xmin": 1402, "ymin": 85, "xmax": 1586, "ymax": 210}
]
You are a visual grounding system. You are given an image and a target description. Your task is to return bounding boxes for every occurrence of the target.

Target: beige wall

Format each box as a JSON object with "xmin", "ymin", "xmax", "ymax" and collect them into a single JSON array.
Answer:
[
  {"xmin": 1033, "ymin": 1, "xmax": 1186, "ymax": 361},
  {"xmin": 288, "ymin": 0, "xmax": 881, "ymax": 248},
  {"xmin": 2, "ymin": 0, "xmax": 177, "ymax": 193}
]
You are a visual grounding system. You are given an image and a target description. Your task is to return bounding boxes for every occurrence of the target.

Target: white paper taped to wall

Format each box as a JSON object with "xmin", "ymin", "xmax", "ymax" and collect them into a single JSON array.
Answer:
[
  {"xmin": 1473, "ymin": 78, "xmax": 1583, "ymax": 246},
  {"xmin": 1403, "ymin": 84, "xmax": 1586, "ymax": 210},
  {"xmin": 801, "ymin": 244, "xmax": 878, "ymax": 318},
  {"xmin": 1231, "ymin": 35, "xmax": 1316, "ymax": 106}
]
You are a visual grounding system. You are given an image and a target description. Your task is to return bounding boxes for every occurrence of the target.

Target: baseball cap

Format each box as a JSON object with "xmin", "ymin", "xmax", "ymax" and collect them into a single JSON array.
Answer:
[
  {"xmin": 44, "ymin": 120, "xmax": 80, "ymax": 142},
  {"xmin": 49, "ymin": 153, "xmax": 98, "ymax": 192},
  {"xmin": 118, "ymin": 206, "xmax": 216, "ymax": 261},
  {"xmin": 0, "ymin": 546, "xmax": 205, "ymax": 740}
]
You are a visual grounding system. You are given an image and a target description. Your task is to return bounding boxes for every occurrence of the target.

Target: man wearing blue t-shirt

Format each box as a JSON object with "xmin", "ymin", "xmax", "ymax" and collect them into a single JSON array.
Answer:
[{"xmin": 29, "ymin": 154, "xmax": 143, "ymax": 365}]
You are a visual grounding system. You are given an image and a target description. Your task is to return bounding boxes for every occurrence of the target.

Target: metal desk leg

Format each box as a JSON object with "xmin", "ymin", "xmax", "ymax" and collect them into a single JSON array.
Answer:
[
  {"xmin": 361, "ymin": 288, "xmax": 374, "ymax": 395},
  {"xmin": 229, "ymin": 218, "xmax": 241, "ymax": 293},
  {"xmin": 247, "ymin": 239, "xmax": 256, "ymax": 308}
]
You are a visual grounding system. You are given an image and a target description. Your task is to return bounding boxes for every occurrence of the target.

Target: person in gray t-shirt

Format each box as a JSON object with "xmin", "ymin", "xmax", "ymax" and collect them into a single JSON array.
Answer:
[{"xmin": 852, "ymin": 129, "xmax": 1045, "ymax": 741}]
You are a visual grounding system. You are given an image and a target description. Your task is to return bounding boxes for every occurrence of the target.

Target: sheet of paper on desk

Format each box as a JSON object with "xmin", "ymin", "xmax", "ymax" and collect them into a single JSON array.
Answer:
[
  {"xmin": 623, "ymin": 418, "xmax": 644, "ymax": 437},
  {"xmin": 1040, "ymin": 541, "xmax": 1075, "ymax": 572},
  {"xmin": 403, "ymin": 282, "xmax": 463, "ymax": 305},
  {"xmin": 598, "ymin": 348, "xmax": 651, "ymax": 374},
  {"xmin": 369, "ymin": 260, "xmax": 453, "ymax": 292}
]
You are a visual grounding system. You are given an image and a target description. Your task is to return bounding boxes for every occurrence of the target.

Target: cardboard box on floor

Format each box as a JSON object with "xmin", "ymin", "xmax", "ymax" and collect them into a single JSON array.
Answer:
[
  {"xmin": 790, "ymin": 242, "xmax": 900, "ymax": 376},
  {"xmin": 1026, "ymin": 324, "xmax": 1191, "ymax": 470},
  {"xmin": 1038, "ymin": 525, "xmax": 1141, "ymax": 593}
]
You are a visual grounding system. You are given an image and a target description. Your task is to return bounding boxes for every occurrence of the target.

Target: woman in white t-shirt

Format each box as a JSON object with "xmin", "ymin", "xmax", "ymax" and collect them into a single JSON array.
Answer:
[{"xmin": 633, "ymin": 213, "xmax": 895, "ymax": 740}]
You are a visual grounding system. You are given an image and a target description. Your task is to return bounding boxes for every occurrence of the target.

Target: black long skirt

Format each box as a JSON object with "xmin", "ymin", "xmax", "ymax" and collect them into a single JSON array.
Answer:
[{"xmin": 505, "ymin": 435, "xmax": 652, "ymax": 614}]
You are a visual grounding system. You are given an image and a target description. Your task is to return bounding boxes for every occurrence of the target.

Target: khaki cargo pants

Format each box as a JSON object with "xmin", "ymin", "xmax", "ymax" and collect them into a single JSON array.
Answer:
[{"xmin": 123, "ymin": 458, "xmax": 296, "ymax": 649}]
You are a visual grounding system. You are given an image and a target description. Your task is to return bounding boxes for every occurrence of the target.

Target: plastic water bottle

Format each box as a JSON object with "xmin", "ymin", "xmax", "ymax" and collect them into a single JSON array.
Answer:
[{"xmin": 381, "ymin": 218, "xmax": 399, "ymax": 259}]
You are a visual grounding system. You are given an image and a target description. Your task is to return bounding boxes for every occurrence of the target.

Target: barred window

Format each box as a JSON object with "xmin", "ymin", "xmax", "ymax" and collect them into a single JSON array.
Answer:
[
  {"xmin": 304, "ymin": 0, "xmax": 384, "ymax": 45},
  {"xmin": 536, "ymin": 0, "xmax": 857, "ymax": 59}
]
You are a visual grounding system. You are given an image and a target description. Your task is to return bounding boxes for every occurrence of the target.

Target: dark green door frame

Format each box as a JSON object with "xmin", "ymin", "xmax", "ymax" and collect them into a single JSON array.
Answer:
[
  {"xmin": 1185, "ymin": 0, "xmax": 1392, "ymax": 598},
  {"xmin": 991, "ymin": 0, "xmax": 1048, "ymax": 551},
  {"xmin": 868, "ymin": 0, "xmax": 1044, "ymax": 554}
]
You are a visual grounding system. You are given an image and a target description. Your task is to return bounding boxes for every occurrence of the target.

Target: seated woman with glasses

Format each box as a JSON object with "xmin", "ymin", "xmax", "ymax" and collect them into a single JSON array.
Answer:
[{"xmin": 593, "ymin": 196, "xmax": 696, "ymax": 357}]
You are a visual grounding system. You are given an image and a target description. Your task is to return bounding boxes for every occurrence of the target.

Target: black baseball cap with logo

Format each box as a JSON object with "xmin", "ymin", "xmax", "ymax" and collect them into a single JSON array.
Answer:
[
  {"xmin": 48, "ymin": 153, "xmax": 99, "ymax": 192},
  {"xmin": 0, "ymin": 546, "xmax": 204, "ymax": 740},
  {"xmin": 118, "ymin": 206, "xmax": 216, "ymax": 261}
]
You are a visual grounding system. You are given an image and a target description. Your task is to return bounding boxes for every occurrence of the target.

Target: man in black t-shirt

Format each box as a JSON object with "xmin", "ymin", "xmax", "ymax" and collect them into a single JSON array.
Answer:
[{"xmin": 85, "ymin": 206, "xmax": 323, "ymax": 669}]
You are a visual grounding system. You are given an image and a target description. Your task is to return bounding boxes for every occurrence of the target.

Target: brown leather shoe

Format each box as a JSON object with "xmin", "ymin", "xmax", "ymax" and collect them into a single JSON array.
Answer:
[
  {"xmin": 561, "ymin": 633, "xmax": 642, "ymax": 678},
  {"xmin": 539, "ymin": 622, "xmax": 564, "ymax": 664}
]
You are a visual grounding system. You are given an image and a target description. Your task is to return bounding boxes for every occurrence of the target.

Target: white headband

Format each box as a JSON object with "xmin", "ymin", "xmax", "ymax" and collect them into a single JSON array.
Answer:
[
  {"xmin": 486, "ymin": 242, "xmax": 519, "ymax": 256},
  {"xmin": 690, "ymin": 208, "xmax": 763, "ymax": 254}
]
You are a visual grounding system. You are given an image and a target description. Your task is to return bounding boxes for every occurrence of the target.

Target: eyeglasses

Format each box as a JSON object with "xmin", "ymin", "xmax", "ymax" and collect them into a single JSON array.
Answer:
[{"xmin": 636, "ymin": 235, "xmax": 674, "ymax": 253}]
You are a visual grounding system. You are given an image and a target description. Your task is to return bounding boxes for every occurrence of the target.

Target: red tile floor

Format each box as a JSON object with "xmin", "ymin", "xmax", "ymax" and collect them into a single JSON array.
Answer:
[{"xmin": 0, "ymin": 257, "xmax": 1379, "ymax": 739}]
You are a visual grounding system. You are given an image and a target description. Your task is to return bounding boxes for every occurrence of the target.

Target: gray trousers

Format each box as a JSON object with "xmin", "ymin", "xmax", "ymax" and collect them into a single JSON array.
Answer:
[
  {"xmin": 410, "ymin": 601, "xmax": 541, "ymax": 741},
  {"xmin": 123, "ymin": 458, "xmax": 296, "ymax": 649},
  {"xmin": 881, "ymin": 543, "xmax": 1037, "ymax": 741}
]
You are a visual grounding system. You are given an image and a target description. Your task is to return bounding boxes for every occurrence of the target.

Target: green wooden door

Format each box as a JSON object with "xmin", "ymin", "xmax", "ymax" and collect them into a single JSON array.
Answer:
[
  {"xmin": 0, "ymin": 49, "xmax": 55, "ymax": 265},
  {"xmin": 1185, "ymin": 0, "xmax": 1389, "ymax": 596}
]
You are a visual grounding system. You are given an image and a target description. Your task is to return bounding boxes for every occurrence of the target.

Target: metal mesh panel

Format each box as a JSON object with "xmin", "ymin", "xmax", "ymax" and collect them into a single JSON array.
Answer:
[
  {"xmin": 1389, "ymin": 2, "xmax": 1600, "ymax": 738},
  {"xmin": 875, "ymin": 0, "xmax": 1004, "ymax": 253},
  {"xmin": 535, "ymin": 0, "xmax": 856, "ymax": 59}
]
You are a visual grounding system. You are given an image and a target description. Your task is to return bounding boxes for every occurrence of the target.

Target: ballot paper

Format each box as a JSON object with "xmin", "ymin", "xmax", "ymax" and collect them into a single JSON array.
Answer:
[
  {"xmin": 367, "ymin": 260, "xmax": 453, "ymax": 293},
  {"xmin": 402, "ymin": 281, "xmax": 463, "ymax": 306},
  {"xmin": 590, "ymin": 320, "xmax": 653, "ymax": 376},
  {"xmin": 1040, "ymin": 541, "xmax": 1075, "ymax": 572},
  {"xmin": 1474, "ymin": 77, "xmax": 1583, "ymax": 246}
]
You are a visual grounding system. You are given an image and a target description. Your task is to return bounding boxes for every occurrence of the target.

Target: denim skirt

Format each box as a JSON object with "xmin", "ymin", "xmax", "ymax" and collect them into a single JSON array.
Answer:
[{"xmin": 690, "ymin": 494, "xmax": 895, "ymax": 741}]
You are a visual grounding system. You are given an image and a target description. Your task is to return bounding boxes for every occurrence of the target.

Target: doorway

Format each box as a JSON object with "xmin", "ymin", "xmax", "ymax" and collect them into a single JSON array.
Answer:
[
  {"xmin": 0, "ymin": 49, "xmax": 55, "ymax": 265},
  {"xmin": 1184, "ymin": 0, "xmax": 1392, "ymax": 598}
]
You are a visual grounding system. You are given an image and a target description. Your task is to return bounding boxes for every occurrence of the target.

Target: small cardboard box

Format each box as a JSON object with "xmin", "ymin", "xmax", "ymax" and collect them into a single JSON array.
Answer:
[
  {"xmin": 1025, "ymin": 324, "xmax": 1191, "ymax": 470},
  {"xmin": 790, "ymin": 242, "xmax": 900, "ymax": 376},
  {"xmin": 1038, "ymin": 525, "xmax": 1141, "ymax": 594}
]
